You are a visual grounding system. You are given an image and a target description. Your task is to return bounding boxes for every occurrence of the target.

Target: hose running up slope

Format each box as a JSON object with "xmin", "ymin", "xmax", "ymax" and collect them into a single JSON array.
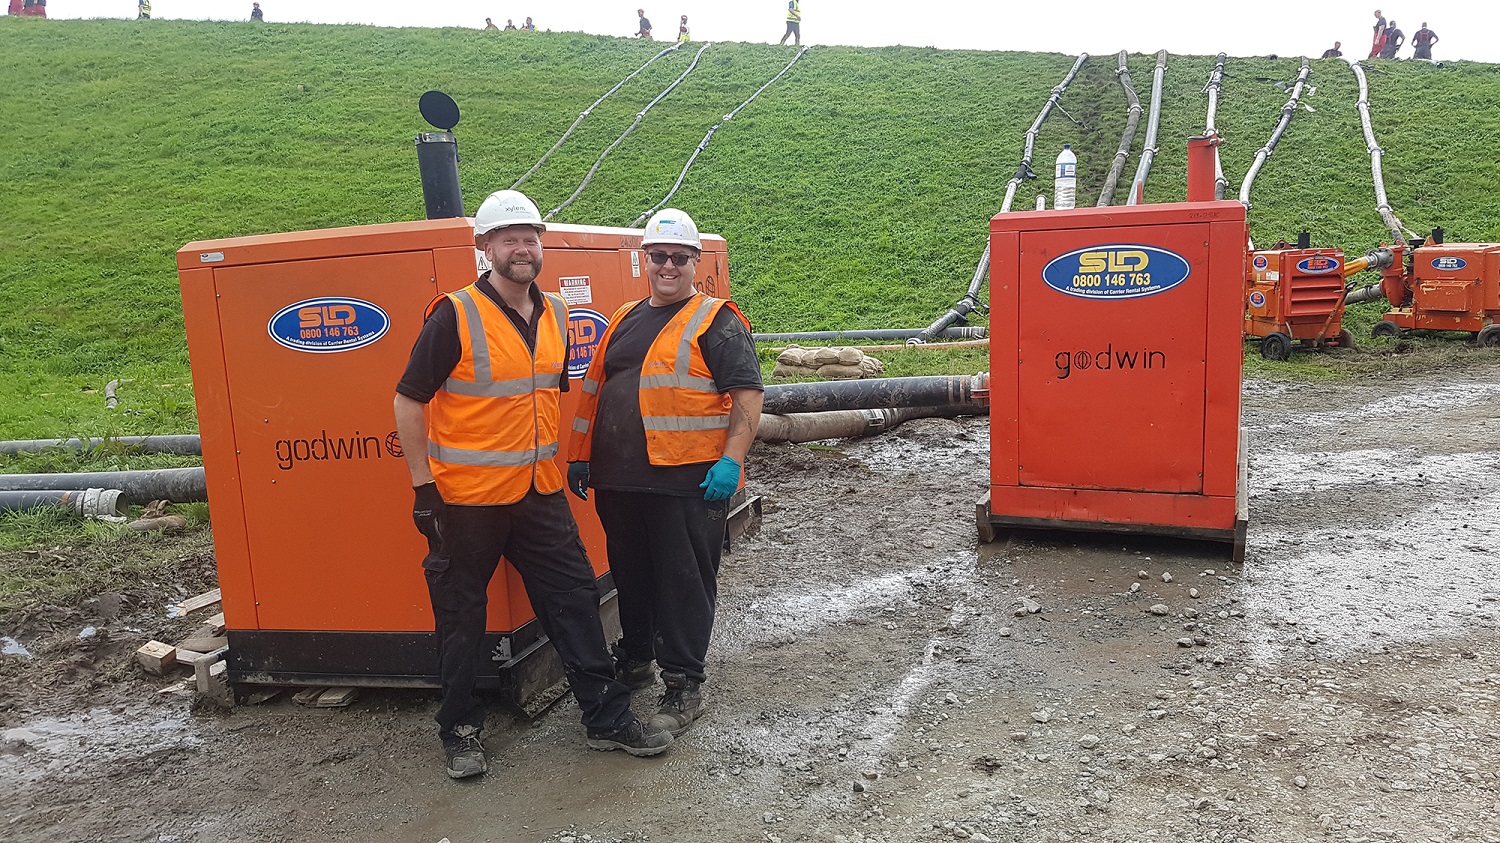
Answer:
[
  {"xmin": 1203, "ymin": 53, "xmax": 1229, "ymax": 200},
  {"xmin": 1126, "ymin": 50, "xmax": 1168, "ymax": 206},
  {"xmin": 1097, "ymin": 50, "xmax": 1141, "ymax": 207},
  {"xmin": 1238, "ymin": 58, "xmax": 1311, "ymax": 209},
  {"xmin": 511, "ymin": 42, "xmax": 684, "ymax": 190},
  {"xmin": 545, "ymin": 42, "xmax": 712, "ymax": 221},
  {"xmin": 632, "ymin": 45, "xmax": 812, "ymax": 226},
  {"xmin": 1350, "ymin": 61, "xmax": 1416, "ymax": 243}
]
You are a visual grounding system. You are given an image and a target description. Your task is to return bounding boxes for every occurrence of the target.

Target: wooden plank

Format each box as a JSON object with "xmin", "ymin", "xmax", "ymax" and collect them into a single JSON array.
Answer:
[
  {"xmin": 204, "ymin": 613, "xmax": 225, "ymax": 634},
  {"xmin": 292, "ymin": 687, "xmax": 329, "ymax": 706},
  {"xmin": 135, "ymin": 641, "xmax": 178, "ymax": 676},
  {"xmin": 171, "ymin": 588, "xmax": 222, "ymax": 616},
  {"xmin": 313, "ymin": 687, "xmax": 359, "ymax": 708}
]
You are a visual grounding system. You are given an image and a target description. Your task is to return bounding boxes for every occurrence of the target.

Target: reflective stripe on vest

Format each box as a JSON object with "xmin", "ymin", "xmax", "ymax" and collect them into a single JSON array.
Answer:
[
  {"xmin": 637, "ymin": 296, "xmax": 720, "ymax": 392},
  {"xmin": 427, "ymin": 284, "xmax": 566, "ymax": 504}
]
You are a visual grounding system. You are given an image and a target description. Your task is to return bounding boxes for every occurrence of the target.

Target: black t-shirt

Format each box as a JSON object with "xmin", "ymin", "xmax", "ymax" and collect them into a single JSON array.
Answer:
[
  {"xmin": 395, "ymin": 274, "xmax": 569, "ymax": 404},
  {"xmin": 590, "ymin": 297, "xmax": 762, "ymax": 496},
  {"xmin": 1321, "ymin": 48, "xmax": 1342, "ymax": 58}
]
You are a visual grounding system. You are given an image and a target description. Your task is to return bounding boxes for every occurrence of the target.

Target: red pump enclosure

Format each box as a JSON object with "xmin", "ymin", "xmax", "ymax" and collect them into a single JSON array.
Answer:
[{"xmin": 979, "ymin": 200, "xmax": 1249, "ymax": 561}]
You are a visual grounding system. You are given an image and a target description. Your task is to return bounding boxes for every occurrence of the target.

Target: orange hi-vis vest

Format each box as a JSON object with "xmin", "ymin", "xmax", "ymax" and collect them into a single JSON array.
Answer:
[
  {"xmin": 427, "ymin": 284, "xmax": 568, "ymax": 505},
  {"xmin": 568, "ymin": 293, "xmax": 751, "ymax": 467}
]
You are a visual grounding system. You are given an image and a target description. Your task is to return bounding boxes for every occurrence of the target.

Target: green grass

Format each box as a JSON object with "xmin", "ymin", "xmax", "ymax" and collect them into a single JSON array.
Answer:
[{"xmin": 4, "ymin": 23, "xmax": 1499, "ymax": 440}]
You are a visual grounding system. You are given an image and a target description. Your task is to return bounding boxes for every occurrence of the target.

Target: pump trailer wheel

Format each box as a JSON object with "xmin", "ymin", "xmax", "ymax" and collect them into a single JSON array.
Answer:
[
  {"xmin": 1259, "ymin": 332, "xmax": 1292, "ymax": 361},
  {"xmin": 1372, "ymin": 320, "xmax": 1402, "ymax": 339},
  {"xmin": 1479, "ymin": 325, "xmax": 1500, "ymax": 348}
]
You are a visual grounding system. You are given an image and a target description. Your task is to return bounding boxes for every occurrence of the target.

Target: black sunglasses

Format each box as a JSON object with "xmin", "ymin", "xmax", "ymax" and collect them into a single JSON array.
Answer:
[{"xmin": 646, "ymin": 251, "xmax": 696, "ymax": 267}]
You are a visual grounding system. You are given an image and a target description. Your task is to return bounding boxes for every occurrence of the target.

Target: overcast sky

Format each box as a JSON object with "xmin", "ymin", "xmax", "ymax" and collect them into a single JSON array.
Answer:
[{"xmin": 43, "ymin": 0, "xmax": 1497, "ymax": 63}]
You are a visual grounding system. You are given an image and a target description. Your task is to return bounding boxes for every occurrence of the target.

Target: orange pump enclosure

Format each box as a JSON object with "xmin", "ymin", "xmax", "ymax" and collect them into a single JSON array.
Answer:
[
  {"xmin": 981, "ymin": 201, "xmax": 1248, "ymax": 558},
  {"xmin": 1245, "ymin": 248, "xmax": 1349, "ymax": 344},
  {"xmin": 177, "ymin": 217, "xmax": 731, "ymax": 685}
]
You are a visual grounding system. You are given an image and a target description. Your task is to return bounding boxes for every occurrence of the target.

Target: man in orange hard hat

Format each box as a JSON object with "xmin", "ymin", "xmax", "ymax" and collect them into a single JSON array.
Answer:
[{"xmin": 394, "ymin": 189, "xmax": 672, "ymax": 779}]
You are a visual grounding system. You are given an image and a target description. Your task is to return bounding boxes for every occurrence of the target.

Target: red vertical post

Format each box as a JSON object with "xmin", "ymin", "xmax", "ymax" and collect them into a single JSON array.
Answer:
[{"xmin": 1187, "ymin": 135, "xmax": 1221, "ymax": 202}]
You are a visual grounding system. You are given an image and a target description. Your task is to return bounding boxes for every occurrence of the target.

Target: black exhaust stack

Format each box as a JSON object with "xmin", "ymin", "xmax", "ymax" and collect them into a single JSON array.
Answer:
[{"xmin": 416, "ymin": 91, "xmax": 465, "ymax": 220}]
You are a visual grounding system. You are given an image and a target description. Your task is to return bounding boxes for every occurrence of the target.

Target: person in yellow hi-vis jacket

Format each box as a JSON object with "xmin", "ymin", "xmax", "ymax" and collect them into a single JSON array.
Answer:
[
  {"xmin": 566, "ymin": 209, "xmax": 763, "ymax": 738},
  {"xmin": 780, "ymin": 0, "xmax": 801, "ymax": 45},
  {"xmin": 394, "ymin": 189, "xmax": 672, "ymax": 780}
]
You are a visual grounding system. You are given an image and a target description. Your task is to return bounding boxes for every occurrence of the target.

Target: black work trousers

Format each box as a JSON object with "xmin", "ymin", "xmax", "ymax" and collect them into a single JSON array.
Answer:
[
  {"xmin": 593, "ymin": 490, "xmax": 727, "ymax": 683},
  {"xmin": 423, "ymin": 488, "xmax": 632, "ymax": 738}
]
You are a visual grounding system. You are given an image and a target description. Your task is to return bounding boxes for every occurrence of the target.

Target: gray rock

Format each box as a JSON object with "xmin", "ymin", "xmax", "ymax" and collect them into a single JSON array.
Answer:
[
  {"xmin": 1149, "ymin": 604, "xmax": 1170, "ymax": 616},
  {"xmin": 1176, "ymin": 638, "xmax": 1193, "ymax": 648},
  {"xmin": 1161, "ymin": 572, "xmax": 1173, "ymax": 583},
  {"xmin": 1129, "ymin": 583, "xmax": 1141, "ymax": 594},
  {"xmin": 1079, "ymin": 734, "xmax": 1100, "ymax": 749},
  {"xmin": 1032, "ymin": 709, "xmax": 1052, "ymax": 723}
]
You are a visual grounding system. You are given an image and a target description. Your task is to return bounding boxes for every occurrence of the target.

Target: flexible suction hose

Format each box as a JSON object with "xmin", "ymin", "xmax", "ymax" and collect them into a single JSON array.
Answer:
[
  {"xmin": 0, "ymin": 488, "xmax": 125, "ymax": 516},
  {"xmin": 755, "ymin": 327, "xmax": 985, "ymax": 342},
  {"xmin": 1204, "ymin": 53, "xmax": 1229, "ymax": 200},
  {"xmin": 1239, "ymin": 58, "xmax": 1310, "ymax": 210},
  {"xmin": 0, "ymin": 435, "xmax": 202, "ymax": 457},
  {"xmin": 1126, "ymin": 50, "xmax": 1168, "ymax": 206},
  {"xmin": 1098, "ymin": 50, "xmax": 1142, "ymax": 207},
  {"xmin": 0, "ymin": 467, "xmax": 206, "ymax": 503},
  {"xmin": 762, "ymin": 375, "xmax": 987, "ymax": 415},
  {"xmin": 756, "ymin": 405, "xmax": 981, "ymax": 445},
  {"xmin": 1350, "ymin": 62, "xmax": 1416, "ymax": 243}
]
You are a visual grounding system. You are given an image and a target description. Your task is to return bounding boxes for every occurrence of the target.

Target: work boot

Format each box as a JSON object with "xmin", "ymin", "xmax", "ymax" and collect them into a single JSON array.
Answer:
[
  {"xmin": 648, "ymin": 672, "xmax": 704, "ymax": 737},
  {"xmin": 586, "ymin": 714, "xmax": 674, "ymax": 757},
  {"xmin": 441, "ymin": 725, "xmax": 488, "ymax": 779},
  {"xmin": 612, "ymin": 640, "xmax": 657, "ymax": 690}
]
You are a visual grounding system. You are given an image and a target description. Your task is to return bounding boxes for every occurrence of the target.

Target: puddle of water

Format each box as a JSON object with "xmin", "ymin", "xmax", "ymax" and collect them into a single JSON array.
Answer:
[
  {"xmin": 1242, "ymin": 484, "xmax": 1500, "ymax": 660},
  {"xmin": 1255, "ymin": 382, "xmax": 1500, "ymax": 433},
  {"xmin": 1, "ymin": 636, "xmax": 32, "ymax": 658},
  {"xmin": 1251, "ymin": 448, "xmax": 1496, "ymax": 493},
  {"xmin": 0, "ymin": 707, "xmax": 201, "ymax": 784},
  {"xmin": 840, "ymin": 419, "xmax": 989, "ymax": 475}
]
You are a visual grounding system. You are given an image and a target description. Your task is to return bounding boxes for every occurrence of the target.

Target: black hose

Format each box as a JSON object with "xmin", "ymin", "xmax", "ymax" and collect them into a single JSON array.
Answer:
[
  {"xmin": 0, "ymin": 435, "xmax": 202, "ymax": 457},
  {"xmin": 0, "ymin": 467, "xmax": 207, "ymax": 503},
  {"xmin": 756, "ymin": 405, "xmax": 983, "ymax": 444},
  {"xmin": 0, "ymin": 489, "xmax": 126, "ymax": 516},
  {"xmin": 754, "ymin": 327, "xmax": 985, "ymax": 343},
  {"xmin": 762, "ymin": 375, "xmax": 983, "ymax": 415}
]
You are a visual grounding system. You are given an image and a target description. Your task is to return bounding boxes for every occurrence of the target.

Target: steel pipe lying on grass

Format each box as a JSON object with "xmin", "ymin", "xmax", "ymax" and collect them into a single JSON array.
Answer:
[
  {"xmin": 0, "ymin": 467, "xmax": 207, "ymax": 503},
  {"xmin": 0, "ymin": 435, "xmax": 202, "ymax": 457}
]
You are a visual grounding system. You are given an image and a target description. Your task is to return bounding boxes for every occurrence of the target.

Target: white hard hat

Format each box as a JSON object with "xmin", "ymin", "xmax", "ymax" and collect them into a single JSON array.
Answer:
[
  {"xmin": 473, "ymin": 189, "xmax": 546, "ymax": 237},
  {"xmin": 641, "ymin": 209, "xmax": 702, "ymax": 250}
]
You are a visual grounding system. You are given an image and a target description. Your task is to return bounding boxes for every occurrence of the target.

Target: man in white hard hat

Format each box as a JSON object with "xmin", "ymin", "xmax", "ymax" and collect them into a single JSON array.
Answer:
[
  {"xmin": 565, "ymin": 209, "xmax": 763, "ymax": 738},
  {"xmin": 394, "ymin": 189, "xmax": 673, "ymax": 779}
]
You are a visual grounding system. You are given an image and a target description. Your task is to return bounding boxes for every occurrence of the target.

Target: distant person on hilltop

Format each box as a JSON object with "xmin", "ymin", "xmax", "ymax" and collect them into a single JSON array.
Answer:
[
  {"xmin": 1321, "ymin": 41, "xmax": 1342, "ymax": 58},
  {"xmin": 504, "ymin": 18, "xmax": 516, "ymax": 29},
  {"xmin": 677, "ymin": 14, "xmax": 690, "ymax": 42},
  {"xmin": 1412, "ymin": 22, "xmax": 1439, "ymax": 59},
  {"xmin": 1379, "ymin": 20, "xmax": 1404, "ymax": 58},
  {"xmin": 484, "ymin": 17, "xmax": 497, "ymax": 30},
  {"xmin": 1369, "ymin": 10, "xmax": 1387, "ymax": 58},
  {"xmin": 251, "ymin": 2, "xmax": 263, "ymax": 21},
  {"xmin": 779, "ymin": 0, "xmax": 801, "ymax": 45},
  {"xmin": 521, "ymin": 16, "xmax": 535, "ymax": 31},
  {"xmin": 19, "ymin": 0, "xmax": 46, "ymax": 17},
  {"xmin": 137, "ymin": 0, "xmax": 150, "ymax": 19},
  {"xmin": 636, "ymin": 8, "xmax": 652, "ymax": 38}
]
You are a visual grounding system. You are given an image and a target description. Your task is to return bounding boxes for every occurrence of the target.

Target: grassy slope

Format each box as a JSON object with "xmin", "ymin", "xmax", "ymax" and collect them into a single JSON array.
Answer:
[{"xmin": 3, "ymin": 20, "xmax": 1500, "ymax": 443}]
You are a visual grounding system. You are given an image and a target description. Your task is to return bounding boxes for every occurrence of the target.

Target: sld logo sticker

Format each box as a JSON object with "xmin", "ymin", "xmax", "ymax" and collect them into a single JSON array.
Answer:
[
  {"xmin": 1042, "ymin": 245, "xmax": 1191, "ymax": 300},
  {"xmin": 567, "ymin": 309, "xmax": 609, "ymax": 379},
  {"xmin": 1296, "ymin": 255, "xmax": 1341, "ymax": 274},
  {"xmin": 269, "ymin": 297, "xmax": 389, "ymax": 353},
  {"xmin": 1431, "ymin": 256, "xmax": 1468, "ymax": 271}
]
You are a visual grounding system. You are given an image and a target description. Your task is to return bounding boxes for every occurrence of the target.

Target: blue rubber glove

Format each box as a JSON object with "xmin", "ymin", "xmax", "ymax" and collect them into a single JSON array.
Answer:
[
  {"xmin": 566, "ymin": 462, "xmax": 590, "ymax": 500},
  {"xmin": 699, "ymin": 456, "xmax": 741, "ymax": 502}
]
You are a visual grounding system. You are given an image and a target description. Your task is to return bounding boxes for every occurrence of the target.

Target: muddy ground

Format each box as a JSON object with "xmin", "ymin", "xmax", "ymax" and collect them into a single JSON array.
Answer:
[{"xmin": 3, "ymin": 360, "xmax": 1499, "ymax": 843}]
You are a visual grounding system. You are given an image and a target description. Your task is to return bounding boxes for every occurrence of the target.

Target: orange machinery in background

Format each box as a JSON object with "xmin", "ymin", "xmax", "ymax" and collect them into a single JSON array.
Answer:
[
  {"xmin": 1367, "ymin": 236, "xmax": 1500, "ymax": 346},
  {"xmin": 177, "ymin": 217, "xmax": 733, "ymax": 703},
  {"xmin": 979, "ymin": 198, "xmax": 1250, "ymax": 561},
  {"xmin": 1244, "ymin": 245, "xmax": 1355, "ymax": 360}
]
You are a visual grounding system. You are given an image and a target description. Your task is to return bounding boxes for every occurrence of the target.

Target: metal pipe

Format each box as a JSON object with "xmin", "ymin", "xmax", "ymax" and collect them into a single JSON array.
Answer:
[
  {"xmin": 0, "ymin": 467, "xmax": 206, "ymax": 503},
  {"xmin": 762, "ymin": 375, "xmax": 986, "ymax": 415},
  {"xmin": 512, "ymin": 42, "xmax": 683, "ymax": 190},
  {"xmin": 1345, "ymin": 284, "xmax": 1385, "ymax": 304},
  {"xmin": 1238, "ymin": 58, "xmax": 1311, "ymax": 210},
  {"xmin": 0, "ymin": 488, "xmax": 125, "ymax": 517},
  {"xmin": 0, "ymin": 435, "xmax": 202, "ymax": 457},
  {"xmin": 633, "ymin": 45, "xmax": 811, "ymax": 226},
  {"xmin": 755, "ymin": 405, "xmax": 982, "ymax": 445},
  {"xmin": 415, "ymin": 132, "xmax": 464, "ymax": 220},
  {"xmin": 919, "ymin": 53, "xmax": 1087, "ymax": 346},
  {"xmin": 1203, "ymin": 53, "xmax": 1229, "ymax": 199},
  {"xmin": 1098, "ymin": 50, "xmax": 1142, "ymax": 207},
  {"xmin": 754, "ymin": 327, "xmax": 985, "ymax": 342},
  {"xmin": 546, "ymin": 42, "xmax": 712, "ymax": 222},
  {"xmin": 1126, "ymin": 50, "xmax": 1168, "ymax": 206},
  {"xmin": 1349, "ymin": 62, "xmax": 1416, "ymax": 243}
]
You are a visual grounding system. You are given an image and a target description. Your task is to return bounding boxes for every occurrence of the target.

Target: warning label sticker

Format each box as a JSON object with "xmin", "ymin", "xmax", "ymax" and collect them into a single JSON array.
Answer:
[{"xmin": 559, "ymin": 275, "xmax": 592, "ymax": 305}]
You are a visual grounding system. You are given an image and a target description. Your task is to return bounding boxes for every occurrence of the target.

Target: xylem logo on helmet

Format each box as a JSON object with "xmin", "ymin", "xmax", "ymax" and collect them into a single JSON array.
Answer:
[
  {"xmin": 1042, "ymin": 245, "xmax": 1191, "ymax": 300},
  {"xmin": 1432, "ymin": 256, "xmax": 1468, "ymax": 271},
  {"xmin": 269, "ymin": 297, "xmax": 389, "ymax": 353},
  {"xmin": 1296, "ymin": 255, "xmax": 1341, "ymax": 274}
]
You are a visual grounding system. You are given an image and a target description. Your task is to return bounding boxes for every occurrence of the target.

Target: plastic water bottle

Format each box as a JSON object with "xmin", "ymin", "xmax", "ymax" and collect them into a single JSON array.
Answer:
[
  {"xmin": 1036, "ymin": 194, "xmax": 1046, "ymax": 211},
  {"xmin": 1054, "ymin": 145, "xmax": 1077, "ymax": 210}
]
